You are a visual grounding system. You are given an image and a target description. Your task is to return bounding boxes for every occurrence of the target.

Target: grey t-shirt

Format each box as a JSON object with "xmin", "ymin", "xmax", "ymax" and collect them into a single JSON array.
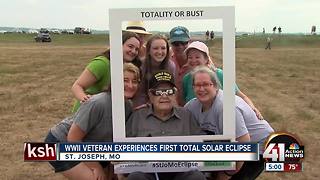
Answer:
[
  {"xmin": 50, "ymin": 92, "xmax": 132, "ymax": 142},
  {"xmin": 126, "ymin": 105, "xmax": 203, "ymax": 137},
  {"xmin": 185, "ymin": 89, "xmax": 274, "ymax": 143}
]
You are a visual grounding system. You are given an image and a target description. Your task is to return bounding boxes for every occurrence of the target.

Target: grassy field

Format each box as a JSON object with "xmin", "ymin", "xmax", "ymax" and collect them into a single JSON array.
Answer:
[
  {"xmin": 0, "ymin": 34, "xmax": 319, "ymax": 179},
  {"xmin": 0, "ymin": 33, "xmax": 109, "ymax": 45}
]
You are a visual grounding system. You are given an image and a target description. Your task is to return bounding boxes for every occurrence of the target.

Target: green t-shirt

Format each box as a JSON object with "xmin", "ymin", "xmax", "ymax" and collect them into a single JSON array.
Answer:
[
  {"xmin": 72, "ymin": 56, "xmax": 110, "ymax": 112},
  {"xmin": 182, "ymin": 68, "xmax": 240, "ymax": 103}
]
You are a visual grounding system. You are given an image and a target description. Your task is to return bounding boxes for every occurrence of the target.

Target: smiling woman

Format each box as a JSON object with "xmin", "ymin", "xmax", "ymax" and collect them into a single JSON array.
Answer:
[
  {"xmin": 44, "ymin": 63, "xmax": 140, "ymax": 179},
  {"xmin": 131, "ymin": 34, "xmax": 176, "ymax": 108},
  {"xmin": 122, "ymin": 34, "xmax": 140, "ymax": 63},
  {"xmin": 71, "ymin": 31, "xmax": 141, "ymax": 112}
]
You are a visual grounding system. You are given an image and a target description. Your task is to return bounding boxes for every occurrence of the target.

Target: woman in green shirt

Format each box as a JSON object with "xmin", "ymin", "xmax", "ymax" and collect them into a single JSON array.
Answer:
[{"xmin": 71, "ymin": 31, "xmax": 141, "ymax": 112}]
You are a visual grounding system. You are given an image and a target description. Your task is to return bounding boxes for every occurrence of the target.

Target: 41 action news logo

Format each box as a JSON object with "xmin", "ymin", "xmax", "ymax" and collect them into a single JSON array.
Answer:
[
  {"xmin": 263, "ymin": 132, "xmax": 304, "ymax": 172},
  {"xmin": 263, "ymin": 132, "xmax": 304, "ymax": 162}
]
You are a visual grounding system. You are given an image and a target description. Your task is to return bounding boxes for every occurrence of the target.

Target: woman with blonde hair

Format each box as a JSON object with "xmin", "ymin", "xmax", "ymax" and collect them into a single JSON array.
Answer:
[{"xmin": 45, "ymin": 63, "xmax": 140, "ymax": 179}]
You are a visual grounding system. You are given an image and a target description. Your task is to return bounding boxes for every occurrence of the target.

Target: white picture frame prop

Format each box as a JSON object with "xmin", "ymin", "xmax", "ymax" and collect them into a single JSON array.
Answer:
[{"xmin": 109, "ymin": 6, "xmax": 235, "ymax": 173}]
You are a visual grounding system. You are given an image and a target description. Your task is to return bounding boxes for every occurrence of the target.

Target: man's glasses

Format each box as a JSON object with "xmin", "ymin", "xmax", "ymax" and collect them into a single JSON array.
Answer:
[
  {"xmin": 171, "ymin": 41, "xmax": 188, "ymax": 47},
  {"xmin": 150, "ymin": 88, "xmax": 175, "ymax": 96},
  {"xmin": 193, "ymin": 83, "xmax": 214, "ymax": 89}
]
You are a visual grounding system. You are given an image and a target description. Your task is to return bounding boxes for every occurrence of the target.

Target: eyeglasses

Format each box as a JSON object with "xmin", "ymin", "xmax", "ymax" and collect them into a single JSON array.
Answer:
[
  {"xmin": 171, "ymin": 41, "xmax": 188, "ymax": 47},
  {"xmin": 193, "ymin": 83, "xmax": 214, "ymax": 89},
  {"xmin": 150, "ymin": 88, "xmax": 175, "ymax": 96}
]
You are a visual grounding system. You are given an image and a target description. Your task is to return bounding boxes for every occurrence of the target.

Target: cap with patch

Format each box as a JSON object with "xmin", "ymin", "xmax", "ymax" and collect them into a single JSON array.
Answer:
[
  {"xmin": 149, "ymin": 71, "xmax": 176, "ymax": 89},
  {"xmin": 169, "ymin": 26, "xmax": 190, "ymax": 43}
]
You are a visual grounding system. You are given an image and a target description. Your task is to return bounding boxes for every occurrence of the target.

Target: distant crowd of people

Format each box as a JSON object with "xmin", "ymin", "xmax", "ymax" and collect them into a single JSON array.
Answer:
[
  {"xmin": 45, "ymin": 21, "xmax": 274, "ymax": 180},
  {"xmin": 259, "ymin": 26, "xmax": 283, "ymax": 35},
  {"xmin": 264, "ymin": 25, "xmax": 317, "ymax": 35}
]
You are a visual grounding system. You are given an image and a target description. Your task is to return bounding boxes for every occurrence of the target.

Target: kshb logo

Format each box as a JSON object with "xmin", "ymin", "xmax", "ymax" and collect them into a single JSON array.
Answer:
[{"xmin": 24, "ymin": 142, "xmax": 56, "ymax": 161}]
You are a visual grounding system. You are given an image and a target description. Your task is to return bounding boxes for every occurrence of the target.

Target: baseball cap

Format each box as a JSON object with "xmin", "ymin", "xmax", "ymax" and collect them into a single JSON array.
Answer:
[
  {"xmin": 184, "ymin": 41, "xmax": 210, "ymax": 58},
  {"xmin": 169, "ymin": 26, "xmax": 190, "ymax": 43},
  {"xmin": 149, "ymin": 71, "xmax": 176, "ymax": 89}
]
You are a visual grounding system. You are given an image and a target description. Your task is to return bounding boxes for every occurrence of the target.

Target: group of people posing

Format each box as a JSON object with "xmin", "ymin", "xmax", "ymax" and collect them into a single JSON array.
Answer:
[{"xmin": 45, "ymin": 21, "xmax": 274, "ymax": 180}]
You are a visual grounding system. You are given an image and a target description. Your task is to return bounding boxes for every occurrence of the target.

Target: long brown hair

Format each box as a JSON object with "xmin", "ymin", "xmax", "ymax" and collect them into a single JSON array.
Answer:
[
  {"xmin": 99, "ymin": 31, "xmax": 142, "ymax": 68},
  {"xmin": 144, "ymin": 34, "xmax": 170, "ymax": 92}
]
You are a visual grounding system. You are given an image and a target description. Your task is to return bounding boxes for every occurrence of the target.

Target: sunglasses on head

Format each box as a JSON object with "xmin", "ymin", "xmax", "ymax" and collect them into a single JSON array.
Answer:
[
  {"xmin": 171, "ymin": 41, "xmax": 188, "ymax": 46},
  {"xmin": 150, "ymin": 88, "xmax": 176, "ymax": 96}
]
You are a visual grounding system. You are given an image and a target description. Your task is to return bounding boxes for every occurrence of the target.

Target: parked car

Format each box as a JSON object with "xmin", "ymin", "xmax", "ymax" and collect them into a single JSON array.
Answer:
[
  {"xmin": 51, "ymin": 29, "xmax": 61, "ymax": 34},
  {"xmin": 34, "ymin": 28, "xmax": 51, "ymax": 42},
  {"xmin": 28, "ymin": 29, "xmax": 39, "ymax": 34},
  {"xmin": 74, "ymin": 27, "xmax": 83, "ymax": 34},
  {"xmin": 74, "ymin": 27, "xmax": 91, "ymax": 34}
]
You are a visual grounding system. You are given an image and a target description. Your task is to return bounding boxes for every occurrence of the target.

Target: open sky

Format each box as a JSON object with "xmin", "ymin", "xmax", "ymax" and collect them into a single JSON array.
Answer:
[{"xmin": 1, "ymin": 0, "xmax": 319, "ymax": 33}]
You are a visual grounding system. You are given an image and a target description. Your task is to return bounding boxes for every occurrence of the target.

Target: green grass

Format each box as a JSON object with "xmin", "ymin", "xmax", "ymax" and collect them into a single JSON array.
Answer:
[
  {"xmin": 206, "ymin": 34, "xmax": 320, "ymax": 48},
  {"xmin": 0, "ymin": 36, "xmax": 319, "ymax": 179},
  {"xmin": 235, "ymin": 34, "xmax": 320, "ymax": 48},
  {"xmin": 0, "ymin": 33, "xmax": 109, "ymax": 45},
  {"xmin": 2, "ymin": 33, "xmax": 320, "ymax": 48}
]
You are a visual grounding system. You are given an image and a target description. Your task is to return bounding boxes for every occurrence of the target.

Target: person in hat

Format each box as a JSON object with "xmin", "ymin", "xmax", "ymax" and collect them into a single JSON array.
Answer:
[
  {"xmin": 182, "ymin": 41, "xmax": 216, "ymax": 103},
  {"xmin": 126, "ymin": 70, "xmax": 206, "ymax": 180},
  {"xmin": 184, "ymin": 66, "xmax": 274, "ymax": 179},
  {"xmin": 71, "ymin": 31, "xmax": 141, "ymax": 112},
  {"xmin": 45, "ymin": 63, "xmax": 141, "ymax": 180},
  {"xmin": 125, "ymin": 21, "xmax": 152, "ymax": 61},
  {"xmin": 182, "ymin": 41, "xmax": 264, "ymax": 120},
  {"xmin": 169, "ymin": 26, "xmax": 191, "ymax": 106}
]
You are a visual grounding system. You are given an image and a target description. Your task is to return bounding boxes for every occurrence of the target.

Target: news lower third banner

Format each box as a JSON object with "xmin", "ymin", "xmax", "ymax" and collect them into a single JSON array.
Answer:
[{"xmin": 24, "ymin": 142, "xmax": 258, "ymax": 161}]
